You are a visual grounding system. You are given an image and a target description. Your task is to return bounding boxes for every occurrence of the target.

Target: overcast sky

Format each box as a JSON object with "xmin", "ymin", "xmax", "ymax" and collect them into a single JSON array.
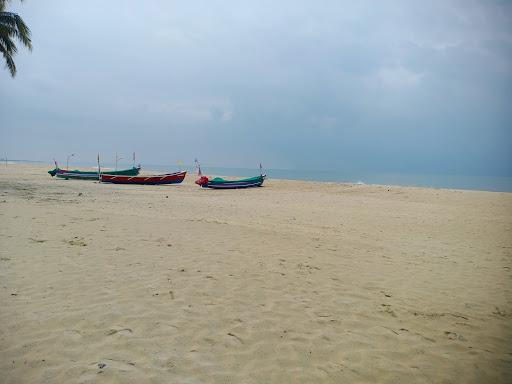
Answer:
[{"xmin": 1, "ymin": 0, "xmax": 511, "ymax": 174}]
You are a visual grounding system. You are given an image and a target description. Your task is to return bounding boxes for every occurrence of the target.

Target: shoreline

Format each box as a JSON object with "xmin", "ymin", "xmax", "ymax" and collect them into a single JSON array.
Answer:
[{"xmin": 12, "ymin": 162, "xmax": 512, "ymax": 194}]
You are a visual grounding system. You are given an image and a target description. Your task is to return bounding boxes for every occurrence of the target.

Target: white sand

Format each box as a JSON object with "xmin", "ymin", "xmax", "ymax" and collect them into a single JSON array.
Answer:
[{"xmin": 1, "ymin": 164, "xmax": 511, "ymax": 383}]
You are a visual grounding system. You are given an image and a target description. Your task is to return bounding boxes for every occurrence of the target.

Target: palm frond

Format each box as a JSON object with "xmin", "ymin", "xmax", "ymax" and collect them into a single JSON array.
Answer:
[
  {"xmin": 0, "ymin": 1, "xmax": 24, "ymax": 13},
  {"xmin": 0, "ymin": 11, "xmax": 31, "ymax": 49},
  {"xmin": 0, "ymin": 0, "xmax": 30, "ymax": 77},
  {"xmin": 0, "ymin": 37, "xmax": 16, "ymax": 76},
  {"xmin": 0, "ymin": 32, "xmax": 18, "ymax": 54}
]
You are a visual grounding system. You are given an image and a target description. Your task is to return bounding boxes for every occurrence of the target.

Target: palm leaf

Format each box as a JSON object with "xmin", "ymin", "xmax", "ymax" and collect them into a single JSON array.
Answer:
[
  {"xmin": 0, "ymin": 31, "xmax": 17, "ymax": 54},
  {"xmin": 0, "ymin": 36, "xmax": 16, "ymax": 76},
  {"xmin": 0, "ymin": 12, "xmax": 31, "ymax": 49},
  {"xmin": 0, "ymin": 0, "xmax": 31, "ymax": 77}
]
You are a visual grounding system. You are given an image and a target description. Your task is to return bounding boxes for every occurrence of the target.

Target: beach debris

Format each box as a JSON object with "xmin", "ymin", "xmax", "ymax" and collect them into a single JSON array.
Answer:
[
  {"xmin": 382, "ymin": 326, "xmax": 399, "ymax": 335},
  {"xmin": 106, "ymin": 328, "xmax": 132, "ymax": 336},
  {"xmin": 98, "ymin": 363, "xmax": 106, "ymax": 369},
  {"xmin": 227, "ymin": 332, "xmax": 244, "ymax": 344},
  {"xmin": 29, "ymin": 238, "xmax": 47, "ymax": 243},
  {"xmin": 412, "ymin": 311, "xmax": 468, "ymax": 320},
  {"xmin": 78, "ymin": 192, "xmax": 83, "ymax": 196}
]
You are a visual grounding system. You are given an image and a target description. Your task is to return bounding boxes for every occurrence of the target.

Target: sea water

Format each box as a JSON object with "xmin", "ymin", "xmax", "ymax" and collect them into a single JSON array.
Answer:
[{"xmin": 147, "ymin": 164, "xmax": 512, "ymax": 193}]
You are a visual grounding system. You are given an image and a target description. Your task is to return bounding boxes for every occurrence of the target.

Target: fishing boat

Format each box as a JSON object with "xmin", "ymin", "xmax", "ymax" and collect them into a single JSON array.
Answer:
[
  {"xmin": 193, "ymin": 160, "xmax": 266, "ymax": 189},
  {"xmin": 100, "ymin": 171, "xmax": 187, "ymax": 185},
  {"xmin": 195, "ymin": 174, "xmax": 266, "ymax": 189},
  {"xmin": 49, "ymin": 166, "xmax": 141, "ymax": 180}
]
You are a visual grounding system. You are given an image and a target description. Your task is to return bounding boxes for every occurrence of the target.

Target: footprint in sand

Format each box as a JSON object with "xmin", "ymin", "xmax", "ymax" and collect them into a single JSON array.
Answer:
[
  {"xmin": 444, "ymin": 331, "xmax": 466, "ymax": 341},
  {"xmin": 492, "ymin": 306, "xmax": 509, "ymax": 318},
  {"xmin": 66, "ymin": 237, "xmax": 87, "ymax": 246},
  {"xmin": 90, "ymin": 358, "xmax": 136, "ymax": 373},
  {"xmin": 381, "ymin": 304, "xmax": 397, "ymax": 317}
]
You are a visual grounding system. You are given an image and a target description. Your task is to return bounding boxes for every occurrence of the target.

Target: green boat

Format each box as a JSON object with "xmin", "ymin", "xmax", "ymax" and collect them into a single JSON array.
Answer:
[
  {"xmin": 195, "ymin": 174, "xmax": 266, "ymax": 189},
  {"xmin": 49, "ymin": 166, "xmax": 141, "ymax": 180}
]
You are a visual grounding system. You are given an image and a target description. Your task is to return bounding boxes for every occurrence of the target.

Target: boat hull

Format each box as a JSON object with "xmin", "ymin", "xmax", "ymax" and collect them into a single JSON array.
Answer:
[
  {"xmin": 198, "ymin": 175, "xmax": 266, "ymax": 189},
  {"xmin": 100, "ymin": 171, "xmax": 186, "ymax": 185},
  {"xmin": 51, "ymin": 167, "xmax": 141, "ymax": 179}
]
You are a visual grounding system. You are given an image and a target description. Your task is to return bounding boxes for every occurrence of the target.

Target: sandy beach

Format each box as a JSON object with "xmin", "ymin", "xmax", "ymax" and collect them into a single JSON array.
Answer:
[{"xmin": 0, "ymin": 163, "xmax": 511, "ymax": 383}]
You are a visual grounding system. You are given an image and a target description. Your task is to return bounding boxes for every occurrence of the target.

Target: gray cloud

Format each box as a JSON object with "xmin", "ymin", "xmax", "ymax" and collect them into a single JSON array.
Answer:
[{"xmin": 1, "ymin": 0, "xmax": 511, "ymax": 175}]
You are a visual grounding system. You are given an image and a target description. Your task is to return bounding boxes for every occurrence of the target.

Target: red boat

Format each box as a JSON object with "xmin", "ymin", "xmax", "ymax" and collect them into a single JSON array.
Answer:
[{"xmin": 100, "ymin": 171, "xmax": 186, "ymax": 185}]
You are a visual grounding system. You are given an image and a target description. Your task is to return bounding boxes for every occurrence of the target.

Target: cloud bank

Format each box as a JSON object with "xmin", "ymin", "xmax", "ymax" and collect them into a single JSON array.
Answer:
[{"xmin": 1, "ymin": 0, "xmax": 511, "ymax": 175}]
